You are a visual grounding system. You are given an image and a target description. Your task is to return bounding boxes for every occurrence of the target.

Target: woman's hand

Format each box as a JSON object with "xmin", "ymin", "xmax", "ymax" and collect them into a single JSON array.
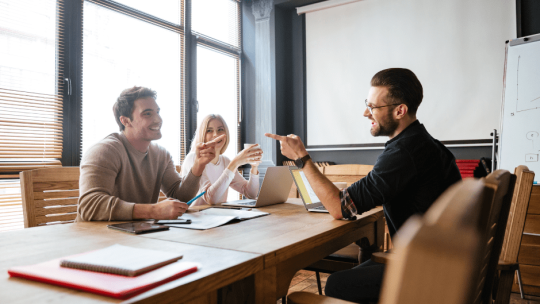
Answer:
[
  {"xmin": 250, "ymin": 147, "xmax": 263, "ymax": 174},
  {"xmin": 192, "ymin": 134, "xmax": 226, "ymax": 176},
  {"xmin": 228, "ymin": 144, "xmax": 263, "ymax": 171}
]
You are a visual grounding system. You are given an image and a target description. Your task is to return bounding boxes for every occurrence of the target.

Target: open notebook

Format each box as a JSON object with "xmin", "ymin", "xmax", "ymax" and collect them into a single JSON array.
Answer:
[{"xmin": 165, "ymin": 208, "xmax": 269, "ymax": 230}]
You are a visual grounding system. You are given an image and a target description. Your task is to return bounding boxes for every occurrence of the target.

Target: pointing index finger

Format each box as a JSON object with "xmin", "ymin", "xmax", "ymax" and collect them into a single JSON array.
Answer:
[
  {"xmin": 204, "ymin": 134, "xmax": 226, "ymax": 147},
  {"xmin": 265, "ymin": 133, "xmax": 287, "ymax": 141}
]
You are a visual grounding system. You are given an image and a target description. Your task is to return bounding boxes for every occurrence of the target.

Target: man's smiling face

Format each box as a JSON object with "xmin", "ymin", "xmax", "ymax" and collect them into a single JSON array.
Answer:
[
  {"xmin": 127, "ymin": 97, "xmax": 162, "ymax": 142},
  {"xmin": 364, "ymin": 86, "xmax": 399, "ymax": 137}
]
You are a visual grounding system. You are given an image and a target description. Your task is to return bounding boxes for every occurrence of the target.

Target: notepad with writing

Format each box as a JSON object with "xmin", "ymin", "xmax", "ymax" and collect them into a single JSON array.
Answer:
[{"xmin": 59, "ymin": 244, "xmax": 183, "ymax": 276}]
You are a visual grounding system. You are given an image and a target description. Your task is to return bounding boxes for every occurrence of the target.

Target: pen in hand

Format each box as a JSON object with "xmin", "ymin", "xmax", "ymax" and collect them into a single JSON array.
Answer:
[
  {"xmin": 152, "ymin": 192, "xmax": 206, "ymax": 224},
  {"xmin": 186, "ymin": 191, "xmax": 206, "ymax": 206}
]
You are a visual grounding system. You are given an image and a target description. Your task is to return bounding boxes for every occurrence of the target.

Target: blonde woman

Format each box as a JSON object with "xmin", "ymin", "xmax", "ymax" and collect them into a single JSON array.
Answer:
[{"xmin": 181, "ymin": 114, "xmax": 263, "ymax": 206}]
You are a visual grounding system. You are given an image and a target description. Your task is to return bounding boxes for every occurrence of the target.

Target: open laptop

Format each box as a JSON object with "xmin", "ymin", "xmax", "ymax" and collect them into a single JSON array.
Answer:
[
  {"xmin": 289, "ymin": 166, "xmax": 329, "ymax": 213},
  {"xmin": 221, "ymin": 166, "xmax": 293, "ymax": 208}
]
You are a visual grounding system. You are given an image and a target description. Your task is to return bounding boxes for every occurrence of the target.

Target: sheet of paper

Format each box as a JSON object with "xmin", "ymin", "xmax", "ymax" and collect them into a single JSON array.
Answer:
[
  {"xmin": 199, "ymin": 208, "xmax": 269, "ymax": 220},
  {"xmin": 166, "ymin": 213, "xmax": 237, "ymax": 230}
]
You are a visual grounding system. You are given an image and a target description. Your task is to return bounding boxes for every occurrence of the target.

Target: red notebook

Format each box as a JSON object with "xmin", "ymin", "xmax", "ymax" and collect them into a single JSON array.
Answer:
[{"xmin": 8, "ymin": 257, "xmax": 198, "ymax": 299}]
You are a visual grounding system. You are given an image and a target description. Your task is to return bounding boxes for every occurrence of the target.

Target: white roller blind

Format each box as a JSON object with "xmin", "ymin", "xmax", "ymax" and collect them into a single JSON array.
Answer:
[{"xmin": 305, "ymin": 0, "xmax": 516, "ymax": 147}]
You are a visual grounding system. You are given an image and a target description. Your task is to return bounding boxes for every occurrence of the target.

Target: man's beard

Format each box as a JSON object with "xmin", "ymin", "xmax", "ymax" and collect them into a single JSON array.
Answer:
[{"xmin": 371, "ymin": 111, "xmax": 399, "ymax": 137}]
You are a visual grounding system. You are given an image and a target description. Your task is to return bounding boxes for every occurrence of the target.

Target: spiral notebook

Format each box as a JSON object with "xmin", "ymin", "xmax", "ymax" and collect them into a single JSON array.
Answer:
[
  {"xmin": 8, "ymin": 257, "xmax": 198, "ymax": 299},
  {"xmin": 59, "ymin": 244, "xmax": 183, "ymax": 277}
]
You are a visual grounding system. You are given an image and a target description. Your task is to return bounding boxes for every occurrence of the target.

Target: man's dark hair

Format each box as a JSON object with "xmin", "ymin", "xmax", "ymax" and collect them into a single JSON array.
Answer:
[
  {"xmin": 371, "ymin": 68, "xmax": 423, "ymax": 115},
  {"xmin": 113, "ymin": 86, "xmax": 157, "ymax": 131}
]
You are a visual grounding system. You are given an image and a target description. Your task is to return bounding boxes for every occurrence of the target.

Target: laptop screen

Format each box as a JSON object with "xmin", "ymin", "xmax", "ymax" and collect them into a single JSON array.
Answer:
[{"xmin": 290, "ymin": 168, "xmax": 321, "ymax": 205}]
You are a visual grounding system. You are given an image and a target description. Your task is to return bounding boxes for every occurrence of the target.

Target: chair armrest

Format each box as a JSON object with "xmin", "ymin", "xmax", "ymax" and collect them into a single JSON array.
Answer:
[
  {"xmin": 497, "ymin": 260, "xmax": 519, "ymax": 271},
  {"xmin": 288, "ymin": 292, "xmax": 356, "ymax": 304},
  {"xmin": 371, "ymin": 252, "xmax": 392, "ymax": 264}
]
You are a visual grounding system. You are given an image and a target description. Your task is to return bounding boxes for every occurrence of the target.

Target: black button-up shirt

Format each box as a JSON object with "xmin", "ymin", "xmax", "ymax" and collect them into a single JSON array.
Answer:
[{"xmin": 341, "ymin": 120, "xmax": 462, "ymax": 237}]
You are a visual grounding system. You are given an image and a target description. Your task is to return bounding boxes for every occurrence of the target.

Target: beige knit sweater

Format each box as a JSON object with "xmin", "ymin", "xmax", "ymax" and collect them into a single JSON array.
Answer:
[{"xmin": 76, "ymin": 133, "xmax": 200, "ymax": 221}]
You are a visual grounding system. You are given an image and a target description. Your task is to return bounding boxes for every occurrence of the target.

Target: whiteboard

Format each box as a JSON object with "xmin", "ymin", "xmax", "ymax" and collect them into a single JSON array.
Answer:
[
  {"xmin": 499, "ymin": 35, "xmax": 540, "ymax": 184},
  {"xmin": 305, "ymin": 0, "xmax": 515, "ymax": 147}
]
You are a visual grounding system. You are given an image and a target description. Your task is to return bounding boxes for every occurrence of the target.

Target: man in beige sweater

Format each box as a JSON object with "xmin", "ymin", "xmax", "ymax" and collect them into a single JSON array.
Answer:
[{"xmin": 77, "ymin": 87, "xmax": 222, "ymax": 221}]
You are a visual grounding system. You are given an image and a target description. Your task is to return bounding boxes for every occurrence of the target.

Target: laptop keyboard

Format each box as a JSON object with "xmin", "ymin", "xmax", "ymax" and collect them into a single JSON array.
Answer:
[
  {"xmin": 313, "ymin": 205, "xmax": 327, "ymax": 210},
  {"xmin": 237, "ymin": 201, "xmax": 256, "ymax": 206}
]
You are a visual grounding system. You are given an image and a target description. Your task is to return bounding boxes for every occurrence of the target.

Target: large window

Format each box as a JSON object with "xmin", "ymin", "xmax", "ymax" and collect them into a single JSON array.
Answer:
[
  {"xmin": 80, "ymin": 0, "xmax": 242, "ymax": 166},
  {"xmin": 192, "ymin": 0, "xmax": 241, "ymax": 200},
  {"xmin": 196, "ymin": 46, "xmax": 240, "ymax": 200},
  {"xmin": 0, "ymin": 0, "xmax": 243, "ymax": 232},
  {"xmin": 0, "ymin": 0, "xmax": 65, "ymax": 232},
  {"xmin": 81, "ymin": 1, "xmax": 183, "ymax": 163}
]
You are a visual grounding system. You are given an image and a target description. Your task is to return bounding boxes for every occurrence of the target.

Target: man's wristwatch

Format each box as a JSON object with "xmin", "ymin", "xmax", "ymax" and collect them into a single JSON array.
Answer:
[{"xmin": 294, "ymin": 154, "xmax": 311, "ymax": 169}]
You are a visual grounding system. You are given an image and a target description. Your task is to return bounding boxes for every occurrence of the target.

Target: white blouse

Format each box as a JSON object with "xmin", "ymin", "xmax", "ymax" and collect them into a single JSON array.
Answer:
[{"xmin": 180, "ymin": 152, "xmax": 259, "ymax": 207}]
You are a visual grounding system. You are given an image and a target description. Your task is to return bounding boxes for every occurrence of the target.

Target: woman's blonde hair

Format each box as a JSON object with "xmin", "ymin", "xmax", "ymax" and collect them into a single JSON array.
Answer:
[{"xmin": 190, "ymin": 114, "xmax": 230, "ymax": 155}]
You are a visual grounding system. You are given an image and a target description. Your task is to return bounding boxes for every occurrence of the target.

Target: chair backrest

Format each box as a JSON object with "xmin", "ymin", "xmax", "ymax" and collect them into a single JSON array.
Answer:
[
  {"xmin": 379, "ymin": 179, "xmax": 492, "ymax": 304},
  {"xmin": 474, "ymin": 170, "xmax": 514, "ymax": 304},
  {"xmin": 19, "ymin": 167, "xmax": 80, "ymax": 228},
  {"xmin": 323, "ymin": 164, "xmax": 374, "ymax": 187},
  {"xmin": 499, "ymin": 166, "xmax": 535, "ymax": 263}
]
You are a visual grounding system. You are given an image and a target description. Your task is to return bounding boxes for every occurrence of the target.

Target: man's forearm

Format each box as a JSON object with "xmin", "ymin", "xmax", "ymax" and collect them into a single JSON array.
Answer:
[
  {"xmin": 132, "ymin": 204, "xmax": 155, "ymax": 219},
  {"xmin": 302, "ymin": 160, "xmax": 343, "ymax": 219}
]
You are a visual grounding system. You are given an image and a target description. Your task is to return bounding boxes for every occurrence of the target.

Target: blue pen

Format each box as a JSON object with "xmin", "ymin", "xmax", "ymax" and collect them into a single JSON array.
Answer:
[
  {"xmin": 187, "ymin": 191, "xmax": 206, "ymax": 206},
  {"xmin": 534, "ymin": 181, "xmax": 538, "ymax": 185}
]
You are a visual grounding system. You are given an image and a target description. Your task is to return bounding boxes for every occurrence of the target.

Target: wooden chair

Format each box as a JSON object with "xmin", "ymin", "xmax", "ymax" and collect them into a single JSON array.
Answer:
[
  {"xmin": 323, "ymin": 164, "xmax": 373, "ymax": 187},
  {"xmin": 493, "ymin": 166, "xmax": 535, "ymax": 303},
  {"xmin": 288, "ymin": 178, "xmax": 493, "ymax": 304},
  {"xmin": 474, "ymin": 170, "xmax": 515, "ymax": 304},
  {"xmin": 374, "ymin": 169, "xmax": 512, "ymax": 302},
  {"xmin": 20, "ymin": 167, "xmax": 80, "ymax": 228},
  {"xmin": 370, "ymin": 169, "xmax": 515, "ymax": 303},
  {"xmin": 305, "ymin": 164, "xmax": 379, "ymax": 295}
]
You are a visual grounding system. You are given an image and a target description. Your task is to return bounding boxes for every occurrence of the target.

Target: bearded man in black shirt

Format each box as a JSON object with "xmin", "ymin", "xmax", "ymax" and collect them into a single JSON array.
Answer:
[{"xmin": 266, "ymin": 68, "xmax": 461, "ymax": 303}]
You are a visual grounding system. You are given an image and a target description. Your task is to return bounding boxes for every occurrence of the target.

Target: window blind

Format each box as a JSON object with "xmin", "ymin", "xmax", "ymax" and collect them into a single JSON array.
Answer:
[
  {"xmin": 0, "ymin": 0, "xmax": 65, "ymax": 175},
  {"xmin": 0, "ymin": 180, "xmax": 22, "ymax": 232},
  {"xmin": 0, "ymin": 0, "xmax": 65, "ymax": 232},
  {"xmin": 191, "ymin": 0, "xmax": 241, "ymax": 50}
]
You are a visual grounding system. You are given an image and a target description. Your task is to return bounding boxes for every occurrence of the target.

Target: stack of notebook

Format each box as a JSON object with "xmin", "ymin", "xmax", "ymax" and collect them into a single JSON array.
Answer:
[{"xmin": 8, "ymin": 244, "xmax": 198, "ymax": 299}]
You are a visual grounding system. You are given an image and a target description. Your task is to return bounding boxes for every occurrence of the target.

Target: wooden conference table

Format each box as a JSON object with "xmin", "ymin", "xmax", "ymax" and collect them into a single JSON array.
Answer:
[{"xmin": 0, "ymin": 199, "xmax": 384, "ymax": 304}]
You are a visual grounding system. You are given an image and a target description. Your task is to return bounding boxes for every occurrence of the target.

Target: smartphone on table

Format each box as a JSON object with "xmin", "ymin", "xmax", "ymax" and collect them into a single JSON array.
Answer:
[
  {"xmin": 107, "ymin": 222, "xmax": 170, "ymax": 234},
  {"xmin": 155, "ymin": 219, "xmax": 192, "ymax": 225}
]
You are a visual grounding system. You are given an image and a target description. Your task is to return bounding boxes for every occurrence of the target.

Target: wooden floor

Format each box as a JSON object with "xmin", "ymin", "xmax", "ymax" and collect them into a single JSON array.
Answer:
[{"xmin": 277, "ymin": 270, "xmax": 540, "ymax": 304}]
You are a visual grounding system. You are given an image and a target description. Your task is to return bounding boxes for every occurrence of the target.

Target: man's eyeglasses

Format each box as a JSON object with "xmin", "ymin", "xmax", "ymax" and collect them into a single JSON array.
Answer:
[{"xmin": 365, "ymin": 100, "xmax": 401, "ymax": 115}]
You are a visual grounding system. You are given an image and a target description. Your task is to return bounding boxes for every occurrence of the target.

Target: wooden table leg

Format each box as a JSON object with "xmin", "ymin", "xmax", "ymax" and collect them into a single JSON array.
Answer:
[
  {"xmin": 180, "ymin": 292, "xmax": 218, "ymax": 304},
  {"xmin": 255, "ymin": 266, "xmax": 277, "ymax": 304},
  {"xmin": 218, "ymin": 274, "xmax": 256, "ymax": 304}
]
